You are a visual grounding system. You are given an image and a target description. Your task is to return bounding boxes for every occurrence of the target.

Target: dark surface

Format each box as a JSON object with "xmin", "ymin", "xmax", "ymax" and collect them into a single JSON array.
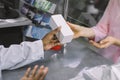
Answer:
[
  {"xmin": 0, "ymin": 27, "xmax": 23, "ymax": 47},
  {"xmin": 0, "ymin": 7, "xmax": 20, "ymax": 19},
  {"xmin": 0, "ymin": 0, "xmax": 20, "ymax": 19},
  {"xmin": 2, "ymin": 39, "xmax": 113, "ymax": 80}
]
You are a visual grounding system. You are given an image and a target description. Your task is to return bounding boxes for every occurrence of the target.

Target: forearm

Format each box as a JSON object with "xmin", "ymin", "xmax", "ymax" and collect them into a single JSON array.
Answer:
[
  {"xmin": 0, "ymin": 40, "xmax": 44, "ymax": 70},
  {"xmin": 80, "ymin": 26, "xmax": 95, "ymax": 38},
  {"xmin": 114, "ymin": 39, "xmax": 120, "ymax": 47}
]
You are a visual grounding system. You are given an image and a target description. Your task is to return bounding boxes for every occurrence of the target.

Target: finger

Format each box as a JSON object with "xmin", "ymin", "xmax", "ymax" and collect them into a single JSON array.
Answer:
[
  {"xmin": 46, "ymin": 43, "xmax": 61, "ymax": 50},
  {"xmin": 50, "ymin": 40, "xmax": 59, "ymax": 43},
  {"xmin": 51, "ymin": 42, "xmax": 61, "ymax": 48},
  {"xmin": 67, "ymin": 22, "xmax": 77, "ymax": 27},
  {"xmin": 100, "ymin": 43, "xmax": 111, "ymax": 48},
  {"xmin": 100, "ymin": 38, "xmax": 108, "ymax": 44},
  {"xmin": 40, "ymin": 67, "xmax": 48, "ymax": 80},
  {"xmin": 29, "ymin": 65, "xmax": 38, "ymax": 77},
  {"xmin": 50, "ymin": 40, "xmax": 57, "ymax": 43},
  {"xmin": 67, "ymin": 22, "xmax": 78, "ymax": 29},
  {"xmin": 54, "ymin": 42, "xmax": 61, "ymax": 46},
  {"xmin": 35, "ymin": 65, "xmax": 45, "ymax": 79},
  {"xmin": 89, "ymin": 40, "xmax": 102, "ymax": 48},
  {"xmin": 24, "ymin": 67, "xmax": 31, "ymax": 77},
  {"xmin": 52, "ymin": 34, "xmax": 57, "ymax": 40}
]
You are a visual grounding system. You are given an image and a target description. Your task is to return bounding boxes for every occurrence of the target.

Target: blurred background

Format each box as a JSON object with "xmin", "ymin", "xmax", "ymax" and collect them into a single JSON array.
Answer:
[
  {"xmin": 67, "ymin": 0, "xmax": 109, "ymax": 27},
  {"xmin": 48, "ymin": 0, "xmax": 109, "ymax": 27}
]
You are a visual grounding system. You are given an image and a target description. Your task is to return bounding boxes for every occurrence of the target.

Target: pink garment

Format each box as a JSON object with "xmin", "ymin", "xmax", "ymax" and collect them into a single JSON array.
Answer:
[{"xmin": 92, "ymin": 0, "xmax": 120, "ymax": 63}]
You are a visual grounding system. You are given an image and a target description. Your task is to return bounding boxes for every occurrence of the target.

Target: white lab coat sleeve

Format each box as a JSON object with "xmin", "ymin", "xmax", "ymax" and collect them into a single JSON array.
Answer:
[
  {"xmin": 70, "ymin": 64, "xmax": 120, "ymax": 80},
  {"xmin": 0, "ymin": 40, "xmax": 44, "ymax": 70}
]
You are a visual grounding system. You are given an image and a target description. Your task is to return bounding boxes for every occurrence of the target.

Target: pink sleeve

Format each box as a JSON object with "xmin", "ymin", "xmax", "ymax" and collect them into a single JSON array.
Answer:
[{"xmin": 91, "ymin": 0, "xmax": 113, "ymax": 42}]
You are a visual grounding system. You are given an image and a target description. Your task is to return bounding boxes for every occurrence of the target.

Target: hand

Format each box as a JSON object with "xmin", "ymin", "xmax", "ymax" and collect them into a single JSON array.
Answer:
[
  {"xmin": 42, "ymin": 27, "xmax": 61, "ymax": 50},
  {"xmin": 89, "ymin": 36, "xmax": 118, "ymax": 48},
  {"xmin": 21, "ymin": 65, "xmax": 48, "ymax": 80},
  {"xmin": 67, "ymin": 22, "xmax": 83, "ymax": 38},
  {"xmin": 67, "ymin": 22, "xmax": 95, "ymax": 39}
]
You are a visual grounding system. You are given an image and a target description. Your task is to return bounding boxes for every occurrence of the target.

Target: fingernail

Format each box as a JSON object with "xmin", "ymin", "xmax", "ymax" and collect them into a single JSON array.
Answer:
[
  {"xmin": 28, "ymin": 67, "xmax": 31, "ymax": 70},
  {"xmin": 40, "ymin": 65, "xmax": 44, "ymax": 68},
  {"xmin": 35, "ymin": 65, "xmax": 38, "ymax": 68},
  {"xmin": 44, "ymin": 67, "xmax": 48, "ymax": 72}
]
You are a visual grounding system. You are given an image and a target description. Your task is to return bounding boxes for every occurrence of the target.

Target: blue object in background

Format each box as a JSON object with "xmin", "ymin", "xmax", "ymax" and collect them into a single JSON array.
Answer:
[
  {"xmin": 42, "ymin": 13, "xmax": 51, "ymax": 23},
  {"xmin": 33, "ymin": 13, "xmax": 44, "ymax": 24},
  {"xmin": 31, "ymin": 26, "xmax": 51, "ymax": 39},
  {"xmin": 40, "ymin": 13, "xmax": 51, "ymax": 26}
]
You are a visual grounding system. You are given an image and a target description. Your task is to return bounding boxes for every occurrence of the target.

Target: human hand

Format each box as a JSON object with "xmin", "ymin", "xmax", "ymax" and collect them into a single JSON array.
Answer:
[
  {"xmin": 67, "ymin": 22, "xmax": 83, "ymax": 38},
  {"xmin": 42, "ymin": 27, "xmax": 61, "ymax": 50},
  {"xmin": 67, "ymin": 22, "xmax": 95, "ymax": 39},
  {"xmin": 21, "ymin": 65, "xmax": 48, "ymax": 80},
  {"xmin": 89, "ymin": 36, "xmax": 118, "ymax": 48}
]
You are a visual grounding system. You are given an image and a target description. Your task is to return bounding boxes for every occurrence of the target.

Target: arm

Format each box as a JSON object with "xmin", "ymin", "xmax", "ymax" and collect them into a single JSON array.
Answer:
[
  {"xmin": 0, "ymin": 40, "xmax": 44, "ymax": 70},
  {"xmin": 0, "ymin": 27, "xmax": 61, "ymax": 70},
  {"xmin": 67, "ymin": 0, "xmax": 113, "ymax": 41},
  {"xmin": 91, "ymin": 0, "xmax": 113, "ymax": 42},
  {"xmin": 114, "ymin": 39, "xmax": 120, "ymax": 47}
]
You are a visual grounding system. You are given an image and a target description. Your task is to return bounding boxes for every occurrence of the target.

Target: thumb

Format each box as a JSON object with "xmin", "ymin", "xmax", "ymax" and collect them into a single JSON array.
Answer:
[
  {"xmin": 52, "ymin": 27, "xmax": 61, "ymax": 34},
  {"xmin": 100, "ymin": 38, "xmax": 108, "ymax": 44},
  {"xmin": 67, "ymin": 22, "xmax": 78, "ymax": 28}
]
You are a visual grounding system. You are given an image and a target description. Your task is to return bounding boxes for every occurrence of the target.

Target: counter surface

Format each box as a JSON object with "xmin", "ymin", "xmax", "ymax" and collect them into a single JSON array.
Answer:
[{"xmin": 2, "ymin": 39, "xmax": 113, "ymax": 80}]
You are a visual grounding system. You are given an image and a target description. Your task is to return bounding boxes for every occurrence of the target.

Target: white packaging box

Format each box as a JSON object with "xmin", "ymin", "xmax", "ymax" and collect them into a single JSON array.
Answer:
[{"xmin": 49, "ymin": 14, "xmax": 74, "ymax": 44}]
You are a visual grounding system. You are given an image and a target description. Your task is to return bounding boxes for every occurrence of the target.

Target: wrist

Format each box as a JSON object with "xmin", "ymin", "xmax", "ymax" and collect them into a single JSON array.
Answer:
[
  {"xmin": 81, "ymin": 28, "xmax": 95, "ymax": 38},
  {"xmin": 114, "ymin": 38, "xmax": 120, "ymax": 46}
]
